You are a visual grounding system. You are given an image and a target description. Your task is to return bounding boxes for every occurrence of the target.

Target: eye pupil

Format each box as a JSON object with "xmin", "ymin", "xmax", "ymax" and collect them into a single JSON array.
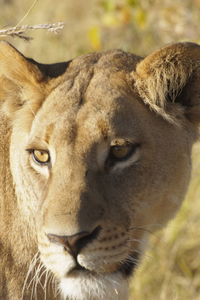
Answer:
[
  {"xmin": 111, "ymin": 146, "xmax": 130, "ymax": 159},
  {"xmin": 32, "ymin": 150, "xmax": 50, "ymax": 164}
]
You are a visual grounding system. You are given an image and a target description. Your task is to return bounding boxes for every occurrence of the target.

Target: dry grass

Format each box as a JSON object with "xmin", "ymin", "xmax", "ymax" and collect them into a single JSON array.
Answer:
[
  {"xmin": 0, "ymin": 23, "xmax": 64, "ymax": 40},
  {"xmin": 0, "ymin": 1, "xmax": 200, "ymax": 299}
]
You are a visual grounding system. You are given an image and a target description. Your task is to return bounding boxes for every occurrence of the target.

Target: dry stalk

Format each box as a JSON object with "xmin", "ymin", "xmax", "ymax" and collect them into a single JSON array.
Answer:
[{"xmin": 0, "ymin": 22, "xmax": 65, "ymax": 41}]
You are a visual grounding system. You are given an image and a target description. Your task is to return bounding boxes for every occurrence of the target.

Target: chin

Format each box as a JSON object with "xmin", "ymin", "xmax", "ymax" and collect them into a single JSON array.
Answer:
[{"xmin": 59, "ymin": 271, "xmax": 128, "ymax": 300}]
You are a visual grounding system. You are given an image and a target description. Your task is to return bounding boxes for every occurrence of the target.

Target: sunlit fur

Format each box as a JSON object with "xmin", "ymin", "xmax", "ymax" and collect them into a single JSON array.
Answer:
[
  {"xmin": 0, "ymin": 41, "xmax": 200, "ymax": 300},
  {"xmin": 60, "ymin": 273, "xmax": 128, "ymax": 300}
]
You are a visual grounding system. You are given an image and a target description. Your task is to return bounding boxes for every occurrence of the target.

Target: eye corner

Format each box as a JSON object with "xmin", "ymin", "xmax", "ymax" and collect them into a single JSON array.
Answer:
[{"xmin": 25, "ymin": 148, "xmax": 33, "ymax": 153}]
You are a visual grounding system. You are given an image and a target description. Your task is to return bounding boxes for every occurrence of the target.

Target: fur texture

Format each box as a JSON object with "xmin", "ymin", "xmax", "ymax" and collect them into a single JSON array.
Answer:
[{"xmin": 0, "ymin": 41, "xmax": 200, "ymax": 300}]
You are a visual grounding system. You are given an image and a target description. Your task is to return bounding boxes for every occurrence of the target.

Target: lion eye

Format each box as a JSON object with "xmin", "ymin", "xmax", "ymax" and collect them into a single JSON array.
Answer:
[
  {"xmin": 110, "ymin": 145, "xmax": 133, "ymax": 160},
  {"xmin": 109, "ymin": 142, "xmax": 140, "ymax": 162},
  {"xmin": 32, "ymin": 150, "xmax": 50, "ymax": 165},
  {"xmin": 105, "ymin": 142, "xmax": 140, "ymax": 170}
]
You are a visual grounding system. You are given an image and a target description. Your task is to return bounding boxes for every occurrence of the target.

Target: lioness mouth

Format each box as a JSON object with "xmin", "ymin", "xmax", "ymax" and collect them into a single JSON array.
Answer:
[
  {"xmin": 67, "ymin": 264, "xmax": 90, "ymax": 276},
  {"xmin": 67, "ymin": 250, "xmax": 139, "ymax": 278}
]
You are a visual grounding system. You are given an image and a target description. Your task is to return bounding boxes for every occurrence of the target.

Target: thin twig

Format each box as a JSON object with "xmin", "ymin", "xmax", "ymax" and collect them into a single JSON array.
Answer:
[
  {"xmin": 0, "ymin": 22, "xmax": 65, "ymax": 41},
  {"xmin": 15, "ymin": 0, "xmax": 39, "ymax": 27}
]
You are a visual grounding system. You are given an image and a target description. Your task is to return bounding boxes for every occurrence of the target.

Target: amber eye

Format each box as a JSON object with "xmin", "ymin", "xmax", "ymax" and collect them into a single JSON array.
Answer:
[
  {"xmin": 110, "ymin": 144, "xmax": 135, "ymax": 160},
  {"xmin": 32, "ymin": 150, "xmax": 50, "ymax": 165}
]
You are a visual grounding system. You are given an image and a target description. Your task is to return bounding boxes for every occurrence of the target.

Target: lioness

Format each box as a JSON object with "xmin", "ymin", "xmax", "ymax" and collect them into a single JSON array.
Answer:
[{"xmin": 0, "ymin": 41, "xmax": 200, "ymax": 300}]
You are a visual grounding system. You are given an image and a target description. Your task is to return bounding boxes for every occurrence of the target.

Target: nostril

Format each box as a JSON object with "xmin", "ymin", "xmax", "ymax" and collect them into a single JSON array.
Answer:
[
  {"xmin": 47, "ymin": 226, "xmax": 101, "ymax": 257},
  {"xmin": 47, "ymin": 232, "xmax": 88, "ymax": 256}
]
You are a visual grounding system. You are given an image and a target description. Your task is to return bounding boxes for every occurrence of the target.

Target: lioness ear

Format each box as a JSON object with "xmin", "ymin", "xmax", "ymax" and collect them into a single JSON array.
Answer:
[
  {"xmin": 133, "ymin": 42, "xmax": 200, "ymax": 125},
  {"xmin": 0, "ymin": 41, "xmax": 69, "ymax": 117},
  {"xmin": 0, "ymin": 41, "xmax": 47, "ymax": 116}
]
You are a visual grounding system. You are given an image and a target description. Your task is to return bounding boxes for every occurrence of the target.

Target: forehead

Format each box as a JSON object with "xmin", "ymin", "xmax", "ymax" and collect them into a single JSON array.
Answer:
[{"xmin": 31, "ymin": 51, "xmax": 145, "ymax": 144}]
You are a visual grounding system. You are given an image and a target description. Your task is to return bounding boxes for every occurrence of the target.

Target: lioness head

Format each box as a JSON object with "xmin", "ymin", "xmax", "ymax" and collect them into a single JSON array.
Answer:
[{"xmin": 0, "ymin": 41, "xmax": 200, "ymax": 300}]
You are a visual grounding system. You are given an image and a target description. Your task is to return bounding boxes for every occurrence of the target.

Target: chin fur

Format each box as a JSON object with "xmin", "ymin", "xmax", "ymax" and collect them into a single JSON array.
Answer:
[{"xmin": 59, "ymin": 272, "xmax": 128, "ymax": 300}]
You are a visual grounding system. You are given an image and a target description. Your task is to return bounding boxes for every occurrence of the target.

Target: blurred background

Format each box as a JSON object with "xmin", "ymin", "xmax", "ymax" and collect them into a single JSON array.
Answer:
[
  {"xmin": 1, "ymin": 0, "xmax": 200, "ymax": 299},
  {"xmin": 1, "ymin": 0, "xmax": 200, "ymax": 61}
]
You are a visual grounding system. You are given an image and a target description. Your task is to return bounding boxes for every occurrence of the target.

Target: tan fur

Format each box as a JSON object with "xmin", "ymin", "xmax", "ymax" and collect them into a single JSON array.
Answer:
[{"xmin": 0, "ymin": 41, "xmax": 200, "ymax": 300}]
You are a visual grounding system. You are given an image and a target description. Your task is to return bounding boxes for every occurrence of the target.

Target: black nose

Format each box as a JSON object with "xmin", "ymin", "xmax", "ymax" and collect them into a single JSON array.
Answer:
[{"xmin": 47, "ymin": 226, "xmax": 101, "ymax": 257}]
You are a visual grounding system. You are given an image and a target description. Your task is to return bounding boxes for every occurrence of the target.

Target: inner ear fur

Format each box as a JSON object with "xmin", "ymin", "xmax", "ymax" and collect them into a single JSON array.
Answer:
[
  {"xmin": 0, "ymin": 41, "xmax": 70, "ymax": 117},
  {"xmin": 133, "ymin": 42, "xmax": 200, "ymax": 125}
]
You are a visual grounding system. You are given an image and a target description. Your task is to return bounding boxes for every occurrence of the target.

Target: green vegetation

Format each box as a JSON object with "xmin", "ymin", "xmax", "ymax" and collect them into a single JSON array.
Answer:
[{"xmin": 1, "ymin": 0, "xmax": 200, "ymax": 299}]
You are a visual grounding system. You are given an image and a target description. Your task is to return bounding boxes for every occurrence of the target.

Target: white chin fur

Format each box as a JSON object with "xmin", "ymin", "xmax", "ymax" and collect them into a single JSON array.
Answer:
[{"xmin": 59, "ymin": 272, "xmax": 128, "ymax": 300}]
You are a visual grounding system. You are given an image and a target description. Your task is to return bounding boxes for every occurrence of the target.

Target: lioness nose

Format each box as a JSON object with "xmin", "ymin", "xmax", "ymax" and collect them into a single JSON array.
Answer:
[{"xmin": 47, "ymin": 226, "xmax": 101, "ymax": 257}]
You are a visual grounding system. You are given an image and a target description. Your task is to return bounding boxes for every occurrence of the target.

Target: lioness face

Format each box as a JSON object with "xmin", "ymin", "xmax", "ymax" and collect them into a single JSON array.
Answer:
[{"xmin": 1, "ymin": 42, "xmax": 200, "ymax": 300}]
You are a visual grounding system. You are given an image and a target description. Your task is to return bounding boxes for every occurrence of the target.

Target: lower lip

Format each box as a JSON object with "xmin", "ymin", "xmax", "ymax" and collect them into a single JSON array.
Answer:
[{"xmin": 67, "ymin": 265, "xmax": 92, "ymax": 277}]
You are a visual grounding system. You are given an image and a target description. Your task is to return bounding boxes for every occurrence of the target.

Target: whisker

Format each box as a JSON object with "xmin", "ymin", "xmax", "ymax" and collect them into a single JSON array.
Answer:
[
  {"xmin": 31, "ymin": 260, "xmax": 44, "ymax": 300},
  {"xmin": 52, "ymin": 274, "xmax": 60, "ymax": 298},
  {"xmin": 127, "ymin": 237, "xmax": 146, "ymax": 245},
  {"xmin": 21, "ymin": 251, "xmax": 40, "ymax": 300},
  {"xmin": 129, "ymin": 223, "xmax": 164, "ymax": 233},
  {"xmin": 43, "ymin": 269, "xmax": 51, "ymax": 300}
]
